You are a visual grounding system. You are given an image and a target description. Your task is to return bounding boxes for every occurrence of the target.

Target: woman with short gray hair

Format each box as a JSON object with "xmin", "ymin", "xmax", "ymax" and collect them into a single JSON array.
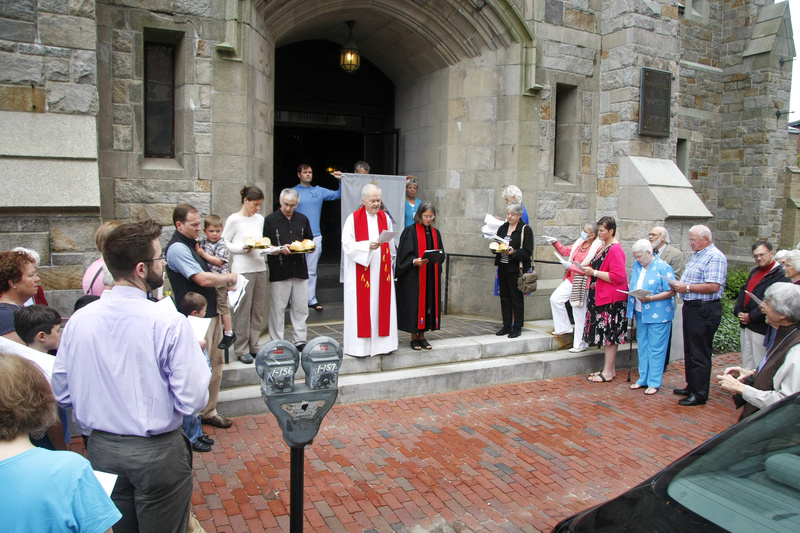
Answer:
[
  {"xmin": 782, "ymin": 250, "xmax": 800, "ymax": 284},
  {"xmin": 404, "ymin": 176, "xmax": 421, "ymax": 228},
  {"xmin": 719, "ymin": 282, "xmax": 800, "ymax": 420},
  {"xmin": 626, "ymin": 239, "xmax": 676, "ymax": 395}
]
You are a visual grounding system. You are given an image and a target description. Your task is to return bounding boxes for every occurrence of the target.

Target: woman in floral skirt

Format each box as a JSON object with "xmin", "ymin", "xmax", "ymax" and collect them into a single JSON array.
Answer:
[{"xmin": 582, "ymin": 216, "xmax": 628, "ymax": 382}]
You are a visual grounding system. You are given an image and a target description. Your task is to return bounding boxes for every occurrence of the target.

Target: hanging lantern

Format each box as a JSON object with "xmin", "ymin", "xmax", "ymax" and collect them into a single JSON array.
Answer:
[{"xmin": 339, "ymin": 20, "xmax": 360, "ymax": 73}]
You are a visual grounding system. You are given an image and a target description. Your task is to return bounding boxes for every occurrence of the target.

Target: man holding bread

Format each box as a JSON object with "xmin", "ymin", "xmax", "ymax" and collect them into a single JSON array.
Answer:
[{"xmin": 263, "ymin": 188, "xmax": 315, "ymax": 350}]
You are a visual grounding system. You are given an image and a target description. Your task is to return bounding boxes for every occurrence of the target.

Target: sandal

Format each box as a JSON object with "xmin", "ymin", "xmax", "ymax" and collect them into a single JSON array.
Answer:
[
  {"xmin": 630, "ymin": 383, "xmax": 644, "ymax": 390},
  {"xmin": 308, "ymin": 303, "xmax": 323, "ymax": 311},
  {"xmin": 644, "ymin": 387, "xmax": 659, "ymax": 395},
  {"xmin": 410, "ymin": 340, "xmax": 422, "ymax": 351},
  {"xmin": 587, "ymin": 373, "xmax": 613, "ymax": 383},
  {"xmin": 419, "ymin": 339, "xmax": 432, "ymax": 350}
]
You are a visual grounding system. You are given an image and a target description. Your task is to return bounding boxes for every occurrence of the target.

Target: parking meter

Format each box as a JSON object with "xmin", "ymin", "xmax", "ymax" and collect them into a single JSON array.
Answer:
[
  {"xmin": 255, "ymin": 340, "xmax": 299, "ymax": 395},
  {"xmin": 301, "ymin": 337, "xmax": 343, "ymax": 390},
  {"xmin": 257, "ymin": 337, "xmax": 343, "ymax": 532}
]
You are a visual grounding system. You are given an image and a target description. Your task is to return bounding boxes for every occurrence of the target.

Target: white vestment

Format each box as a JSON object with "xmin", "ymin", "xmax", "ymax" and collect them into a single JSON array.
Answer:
[{"xmin": 342, "ymin": 210, "xmax": 398, "ymax": 357}]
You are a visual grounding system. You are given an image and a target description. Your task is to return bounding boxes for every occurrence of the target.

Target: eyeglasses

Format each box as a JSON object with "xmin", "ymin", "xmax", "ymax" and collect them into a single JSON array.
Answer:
[
  {"xmin": 753, "ymin": 252, "xmax": 771, "ymax": 259},
  {"xmin": 421, "ymin": 214, "xmax": 435, "ymax": 220},
  {"xmin": 142, "ymin": 254, "xmax": 165, "ymax": 263}
]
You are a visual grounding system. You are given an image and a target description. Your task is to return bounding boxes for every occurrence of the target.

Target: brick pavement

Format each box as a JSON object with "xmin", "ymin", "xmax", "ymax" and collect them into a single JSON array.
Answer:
[{"xmin": 183, "ymin": 353, "xmax": 741, "ymax": 533}]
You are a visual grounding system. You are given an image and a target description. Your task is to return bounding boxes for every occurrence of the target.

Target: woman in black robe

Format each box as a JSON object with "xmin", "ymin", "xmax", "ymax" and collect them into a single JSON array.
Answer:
[{"xmin": 395, "ymin": 201, "xmax": 444, "ymax": 350}]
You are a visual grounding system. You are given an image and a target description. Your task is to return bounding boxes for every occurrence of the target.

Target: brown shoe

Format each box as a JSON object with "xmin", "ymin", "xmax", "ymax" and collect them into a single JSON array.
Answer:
[{"xmin": 200, "ymin": 414, "xmax": 232, "ymax": 429}]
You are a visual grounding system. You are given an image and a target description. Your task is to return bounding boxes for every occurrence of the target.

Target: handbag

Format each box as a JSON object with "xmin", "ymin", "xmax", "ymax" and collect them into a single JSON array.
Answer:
[
  {"xmin": 516, "ymin": 224, "xmax": 538, "ymax": 293},
  {"xmin": 569, "ymin": 274, "xmax": 587, "ymax": 306}
]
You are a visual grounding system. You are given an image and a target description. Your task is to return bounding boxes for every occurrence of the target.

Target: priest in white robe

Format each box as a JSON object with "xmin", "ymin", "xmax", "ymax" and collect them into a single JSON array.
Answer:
[{"xmin": 341, "ymin": 183, "xmax": 398, "ymax": 357}]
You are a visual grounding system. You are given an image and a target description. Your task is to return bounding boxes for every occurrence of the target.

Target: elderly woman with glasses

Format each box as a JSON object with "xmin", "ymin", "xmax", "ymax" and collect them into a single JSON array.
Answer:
[
  {"xmin": 396, "ymin": 201, "xmax": 444, "ymax": 350},
  {"xmin": 719, "ymin": 282, "xmax": 800, "ymax": 420},
  {"xmin": 626, "ymin": 239, "xmax": 676, "ymax": 395}
]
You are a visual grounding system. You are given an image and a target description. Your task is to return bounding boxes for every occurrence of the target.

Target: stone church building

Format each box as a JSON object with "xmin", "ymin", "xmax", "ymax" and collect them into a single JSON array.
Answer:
[{"xmin": 0, "ymin": 0, "xmax": 796, "ymax": 318}]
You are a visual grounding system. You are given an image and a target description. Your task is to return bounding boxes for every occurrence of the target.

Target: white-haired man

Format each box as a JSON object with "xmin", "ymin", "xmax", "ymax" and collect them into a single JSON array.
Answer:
[
  {"xmin": 669, "ymin": 225, "xmax": 727, "ymax": 406},
  {"xmin": 648, "ymin": 226, "xmax": 685, "ymax": 278},
  {"xmin": 341, "ymin": 183, "xmax": 398, "ymax": 357}
]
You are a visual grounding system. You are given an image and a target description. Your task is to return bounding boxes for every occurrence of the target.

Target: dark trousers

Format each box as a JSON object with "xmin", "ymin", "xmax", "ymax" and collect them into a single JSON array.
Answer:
[
  {"xmin": 682, "ymin": 300, "xmax": 722, "ymax": 401},
  {"xmin": 88, "ymin": 428, "xmax": 193, "ymax": 533},
  {"xmin": 498, "ymin": 269, "xmax": 524, "ymax": 329}
]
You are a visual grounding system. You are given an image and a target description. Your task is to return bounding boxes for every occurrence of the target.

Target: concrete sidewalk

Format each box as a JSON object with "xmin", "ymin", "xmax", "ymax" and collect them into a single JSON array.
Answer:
[{"xmin": 189, "ymin": 352, "xmax": 740, "ymax": 532}]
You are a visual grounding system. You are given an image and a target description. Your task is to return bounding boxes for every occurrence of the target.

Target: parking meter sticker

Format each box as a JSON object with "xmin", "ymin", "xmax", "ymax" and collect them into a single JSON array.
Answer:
[{"xmin": 281, "ymin": 400, "xmax": 328, "ymax": 420}]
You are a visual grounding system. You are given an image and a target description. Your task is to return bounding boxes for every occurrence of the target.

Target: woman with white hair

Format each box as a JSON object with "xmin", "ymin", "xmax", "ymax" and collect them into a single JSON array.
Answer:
[
  {"xmin": 719, "ymin": 282, "xmax": 800, "ymax": 420},
  {"xmin": 782, "ymin": 250, "xmax": 800, "ymax": 284},
  {"xmin": 626, "ymin": 239, "xmax": 676, "ymax": 394},
  {"xmin": 501, "ymin": 185, "xmax": 529, "ymax": 224}
]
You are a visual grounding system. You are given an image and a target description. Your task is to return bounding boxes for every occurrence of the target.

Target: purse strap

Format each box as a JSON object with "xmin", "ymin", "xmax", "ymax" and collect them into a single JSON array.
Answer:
[{"xmin": 519, "ymin": 224, "xmax": 534, "ymax": 276}]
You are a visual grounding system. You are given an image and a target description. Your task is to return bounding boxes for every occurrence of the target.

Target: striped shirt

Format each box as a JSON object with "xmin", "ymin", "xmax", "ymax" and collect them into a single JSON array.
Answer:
[{"xmin": 680, "ymin": 243, "xmax": 727, "ymax": 301}]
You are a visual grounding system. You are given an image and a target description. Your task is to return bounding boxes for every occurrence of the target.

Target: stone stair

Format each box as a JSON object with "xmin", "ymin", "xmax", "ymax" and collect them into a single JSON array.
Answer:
[{"xmin": 216, "ymin": 319, "xmax": 642, "ymax": 418}]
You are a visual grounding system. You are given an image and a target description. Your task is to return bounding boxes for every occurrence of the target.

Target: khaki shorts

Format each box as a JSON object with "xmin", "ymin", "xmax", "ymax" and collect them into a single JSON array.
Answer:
[{"xmin": 215, "ymin": 285, "xmax": 229, "ymax": 315}]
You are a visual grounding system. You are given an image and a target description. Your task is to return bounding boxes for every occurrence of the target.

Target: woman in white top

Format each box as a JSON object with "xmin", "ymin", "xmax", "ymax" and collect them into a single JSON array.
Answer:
[{"xmin": 222, "ymin": 186, "xmax": 267, "ymax": 364}]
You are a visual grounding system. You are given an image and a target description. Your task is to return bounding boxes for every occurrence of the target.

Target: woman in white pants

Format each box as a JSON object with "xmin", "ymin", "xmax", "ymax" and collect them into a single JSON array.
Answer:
[{"xmin": 546, "ymin": 223, "xmax": 601, "ymax": 352}]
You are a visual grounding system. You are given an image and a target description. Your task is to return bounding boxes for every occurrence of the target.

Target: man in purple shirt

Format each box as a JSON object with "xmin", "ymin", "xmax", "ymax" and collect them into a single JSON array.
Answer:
[{"xmin": 52, "ymin": 220, "xmax": 212, "ymax": 533}]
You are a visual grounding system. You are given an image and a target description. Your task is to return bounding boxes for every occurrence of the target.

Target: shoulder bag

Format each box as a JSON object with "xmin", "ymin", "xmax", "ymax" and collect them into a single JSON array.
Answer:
[{"xmin": 517, "ymin": 224, "xmax": 538, "ymax": 293}]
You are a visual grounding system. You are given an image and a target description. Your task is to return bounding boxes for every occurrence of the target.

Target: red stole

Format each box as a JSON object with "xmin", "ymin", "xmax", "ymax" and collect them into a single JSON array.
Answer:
[
  {"xmin": 415, "ymin": 223, "xmax": 440, "ymax": 330},
  {"xmin": 353, "ymin": 207, "xmax": 392, "ymax": 338}
]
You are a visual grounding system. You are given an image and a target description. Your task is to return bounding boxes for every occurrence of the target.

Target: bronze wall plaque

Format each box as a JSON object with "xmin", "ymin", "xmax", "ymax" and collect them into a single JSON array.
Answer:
[{"xmin": 639, "ymin": 67, "xmax": 671, "ymax": 137}]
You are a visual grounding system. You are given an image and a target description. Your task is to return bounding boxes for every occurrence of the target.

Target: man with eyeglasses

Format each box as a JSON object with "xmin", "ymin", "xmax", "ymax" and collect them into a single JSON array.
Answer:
[
  {"xmin": 668, "ymin": 225, "xmax": 728, "ymax": 406},
  {"xmin": 53, "ymin": 220, "xmax": 212, "ymax": 532},
  {"xmin": 263, "ymin": 188, "xmax": 314, "ymax": 350},
  {"xmin": 166, "ymin": 204, "xmax": 238, "ymax": 430},
  {"xmin": 733, "ymin": 239, "xmax": 788, "ymax": 371}
]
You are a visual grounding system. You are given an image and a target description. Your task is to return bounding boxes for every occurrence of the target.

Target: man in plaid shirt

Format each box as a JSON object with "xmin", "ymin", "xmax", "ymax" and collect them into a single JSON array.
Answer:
[{"xmin": 669, "ymin": 225, "xmax": 727, "ymax": 406}]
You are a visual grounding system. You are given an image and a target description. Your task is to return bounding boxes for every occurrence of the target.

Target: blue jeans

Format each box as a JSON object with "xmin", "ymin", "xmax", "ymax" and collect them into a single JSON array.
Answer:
[{"xmin": 182, "ymin": 415, "xmax": 202, "ymax": 443}]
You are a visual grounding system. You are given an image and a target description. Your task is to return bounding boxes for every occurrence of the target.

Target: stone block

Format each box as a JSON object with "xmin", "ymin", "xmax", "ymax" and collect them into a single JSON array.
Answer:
[
  {"xmin": 564, "ymin": 9, "xmax": 596, "ymax": 32},
  {"xmin": 545, "ymin": 0, "xmax": 564, "ymax": 25},
  {"xmin": 211, "ymin": 92, "xmax": 247, "ymax": 124},
  {"xmin": 597, "ymin": 177, "xmax": 618, "ymax": 197},
  {"xmin": 0, "ymin": 85, "xmax": 45, "ymax": 112},
  {"xmin": 1, "ymin": 0, "xmax": 36, "ymax": 21},
  {"xmin": 51, "ymin": 219, "xmax": 98, "ymax": 252},
  {"xmin": 112, "ymin": 29, "xmax": 132, "ymax": 52},
  {"xmin": 47, "ymin": 83, "xmax": 99, "ymax": 115},
  {"xmin": 175, "ymin": 0, "xmax": 212, "ymax": 17},
  {"xmin": 129, "ymin": 203, "xmax": 176, "ymax": 225},
  {"xmin": 72, "ymin": 50, "xmax": 96, "ymax": 84},
  {"xmin": 37, "ymin": 265, "xmax": 83, "ymax": 291},
  {"xmin": 211, "ymin": 124, "xmax": 248, "ymax": 156},
  {"xmin": 0, "ymin": 51, "xmax": 44, "ymax": 85},
  {"xmin": 51, "ymin": 252, "xmax": 85, "ymax": 266},
  {"xmin": 39, "ymin": 13, "xmax": 96, "ymax": 50},
  {"xmin": 0, "ymin": 233, "xmax": 49, "ymax": 259},
  {"xmin": 0, "ymin": 19, "xmax": 36, "ymax": 42},
  {"xmin": 46, "ymin": 56, "xmax": 70, "ymax": 81},
  {"xmin": 69, "ymin": 0, "xmax": 95, "ymax": 18}
]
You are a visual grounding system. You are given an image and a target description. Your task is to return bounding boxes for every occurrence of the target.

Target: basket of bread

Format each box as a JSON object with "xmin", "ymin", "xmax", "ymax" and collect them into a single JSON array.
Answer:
[
  {"xmin": 489, "ymin": 241, "xmax": 509, "ymax": 254},
  {"xmin": 289, "ymin": 239, "xmax": 316, "ymax": 253},
  {"xmin": 244, "ymin": 236, "xmax": 272, "ymax": 249}
]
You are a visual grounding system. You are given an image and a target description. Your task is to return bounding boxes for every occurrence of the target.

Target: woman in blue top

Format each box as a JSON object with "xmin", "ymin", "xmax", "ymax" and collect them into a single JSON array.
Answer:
[
  {"xmin": 404, "ymin": 176, "xmax": 422, "ymax": 227},
  {"xmin": 627, "ymin": 239, "xmax": 676, "ymax": 394}
]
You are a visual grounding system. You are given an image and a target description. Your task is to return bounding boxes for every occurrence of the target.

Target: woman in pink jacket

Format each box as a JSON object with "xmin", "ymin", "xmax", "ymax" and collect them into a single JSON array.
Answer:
[{"xmin": 582, "ymin": 216, "xmax": 628, "ymax": 382}]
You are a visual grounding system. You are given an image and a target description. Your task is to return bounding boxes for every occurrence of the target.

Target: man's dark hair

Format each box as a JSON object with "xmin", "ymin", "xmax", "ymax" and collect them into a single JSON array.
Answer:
[
  {"xmin": 297, "ymin": 163, "xmax": 311, "ymax": 173},
  {"xmin": 13, "ymin": 305, "xmax": 61, "ymax": 346},
  {"xmin": 752, "ymin": 239, "xmax": 773, "ymax": 252},
  {"xmin": 103, "ymin": 220, "xmax": 162, "ymax": 280},
  {"xmin": 173, "ymin": 204, "xmax": 198, "ymax": 226}
]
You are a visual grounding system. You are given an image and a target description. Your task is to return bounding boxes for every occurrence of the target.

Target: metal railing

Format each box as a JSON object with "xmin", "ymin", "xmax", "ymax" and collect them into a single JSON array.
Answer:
[{"xmin": 442, "ymin": 253, "xmax": 562, "ymax": 314}]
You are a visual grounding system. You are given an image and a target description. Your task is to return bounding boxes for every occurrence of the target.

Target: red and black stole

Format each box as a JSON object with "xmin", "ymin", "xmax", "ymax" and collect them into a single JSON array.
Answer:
[
  {"xmin": 415, "ymin": 223, "xmax": 440, "ymax": 330},
  {"xmin": 353, "ymin": 206, "xmax": 392, "ymax": 338}
]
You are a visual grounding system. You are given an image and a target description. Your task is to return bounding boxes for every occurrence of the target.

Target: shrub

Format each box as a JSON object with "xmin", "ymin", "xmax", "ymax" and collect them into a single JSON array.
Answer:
[{"xmin": 712, "ymin": 265, "xmax": 749, "ymax": 354}]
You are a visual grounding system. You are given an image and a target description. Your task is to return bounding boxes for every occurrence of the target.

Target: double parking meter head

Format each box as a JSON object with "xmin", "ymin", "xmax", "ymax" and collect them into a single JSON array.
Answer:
[{"xmin": 257, "ymin": 337, "xmax": 343, "ymax": 448}]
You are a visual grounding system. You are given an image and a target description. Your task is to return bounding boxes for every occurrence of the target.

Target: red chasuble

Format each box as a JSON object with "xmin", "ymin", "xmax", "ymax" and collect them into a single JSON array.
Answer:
[
  {"xmin": 353, "ymin": 207, "xmax": 392, "ymax": 338},
  {"xmin": 415, "ymin": 223, "xmax": 440, "ymax": 330}
]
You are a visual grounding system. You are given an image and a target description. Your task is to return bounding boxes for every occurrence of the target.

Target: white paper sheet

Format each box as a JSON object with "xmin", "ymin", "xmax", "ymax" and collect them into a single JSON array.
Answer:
[
  {"xmin": 377, "ymin": 230, "xmax": 398, "ymax": 243},
  {"xmin": 227, "ymin": 273, "xmax": 249, "ymax": 313},
  {"xmin": 0, "ymin": 336, "xmax": 53, "ymax": 382},
  {"xmin": 93, "ymin": 470, "xmax": 118, "ymax": 497},
  {"xmin": 617, "ymin": 289, "xmax": 653, "ymax": 299},
  {"xmin": 186, "ymin": 315, "xmax": 211, "ymax": 342}
]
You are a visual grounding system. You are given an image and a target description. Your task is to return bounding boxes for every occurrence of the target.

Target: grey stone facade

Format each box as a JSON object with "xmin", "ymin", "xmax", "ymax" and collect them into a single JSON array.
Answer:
[{"xmin": 0, "ymin": 0, "xmax": 795, "ymax": 319}]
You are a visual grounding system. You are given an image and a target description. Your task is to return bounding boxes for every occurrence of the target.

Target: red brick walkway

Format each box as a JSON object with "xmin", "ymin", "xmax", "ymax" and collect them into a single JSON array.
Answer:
[{"xmin": 188, "ymin": 353, "xmax": 741, "ymax": 532}]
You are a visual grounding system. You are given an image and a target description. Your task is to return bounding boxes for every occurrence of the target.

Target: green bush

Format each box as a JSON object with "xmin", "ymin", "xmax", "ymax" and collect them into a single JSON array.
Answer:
[{"xmin": 712, "ymin": 265, "xmax": 749, "ymax": 354}]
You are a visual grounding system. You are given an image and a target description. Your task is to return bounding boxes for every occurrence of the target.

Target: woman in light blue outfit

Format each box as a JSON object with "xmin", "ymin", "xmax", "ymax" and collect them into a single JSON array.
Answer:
[
  {"xmin": 404, "ymin": 176, "xmax": 422, "ymax": 227},
  {"xmin": 627, "ymin": 239, "xmax": 676, "ymax": 394}
]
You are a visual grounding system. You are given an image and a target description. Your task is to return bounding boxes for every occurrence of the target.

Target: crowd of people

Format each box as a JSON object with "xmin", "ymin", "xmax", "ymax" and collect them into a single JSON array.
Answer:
[{"xmin": 6, "ymin": 168, "xmax": 800, "ymax": 530}]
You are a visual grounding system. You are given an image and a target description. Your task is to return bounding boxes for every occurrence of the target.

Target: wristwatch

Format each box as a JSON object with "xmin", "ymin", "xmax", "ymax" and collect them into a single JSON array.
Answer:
[{"xmin": 686, "ymin": 284, "xmax": 691, "ymax": 293}]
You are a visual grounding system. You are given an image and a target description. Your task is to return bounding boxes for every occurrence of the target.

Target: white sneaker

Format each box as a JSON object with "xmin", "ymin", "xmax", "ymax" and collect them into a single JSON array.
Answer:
[
  {"xmin": 551, "ymin": 330, "xmax": 573, "ymax": 336},
  {"xmin": 569, "ymin": 347, "xmax": 587, "ymax": 353}
]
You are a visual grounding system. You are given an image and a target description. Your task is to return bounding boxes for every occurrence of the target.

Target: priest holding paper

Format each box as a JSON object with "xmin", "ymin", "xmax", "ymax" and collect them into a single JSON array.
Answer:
[
  {"xmin": 342, "ymin": 183, "xmax": 399, "ymax": 357},
  {"xmin": 395, "ymin": 201, "xmax": 445, "ymax": 350}
]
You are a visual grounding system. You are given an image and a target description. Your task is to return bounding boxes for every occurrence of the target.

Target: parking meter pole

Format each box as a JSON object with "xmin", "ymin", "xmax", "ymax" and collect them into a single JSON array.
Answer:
[{"xmin": 290, "ymin": 446, "xmax": 304, "ymax": 533}]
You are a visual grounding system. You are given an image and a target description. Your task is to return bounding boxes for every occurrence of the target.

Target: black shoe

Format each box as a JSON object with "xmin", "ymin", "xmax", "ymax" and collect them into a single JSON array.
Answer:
[
  {"xmin": 508, "ymin": 329, "xmax": 522, "ymax": 338},
  {"xmin": 192, "ymin": 440, "xmax": 212, "ymax": 452},
  {"xmin": 295, "ymin": 343, "xmax": 307, "ymax": 352},
  {"xmin": 496, "ymin": 327, "xmax": 512, "ymax": 336},
  {"xmin": 218, "ymin": 333, "xmax": 236, "ymax": 350},
  {"xmin": 678, "ymin": 394, "xmax": 706, "ymax": 406},
  {"xmin": 237, "ymin": 353, "xmax": 254, "ymax": 364},
  {"xmin": 673, "ymin": 387, "xmax": 691, "ymax": 396},
  {"xmin": 198, "ymin": 434, "xmax": 215, "ymax": 446}
]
